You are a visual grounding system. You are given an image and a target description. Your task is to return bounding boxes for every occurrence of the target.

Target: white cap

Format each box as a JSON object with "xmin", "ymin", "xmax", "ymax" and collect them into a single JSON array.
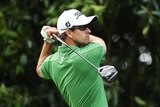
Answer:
[{"xmin": 57, "ymin": 9, "xmax": 98, "ymax": 34}]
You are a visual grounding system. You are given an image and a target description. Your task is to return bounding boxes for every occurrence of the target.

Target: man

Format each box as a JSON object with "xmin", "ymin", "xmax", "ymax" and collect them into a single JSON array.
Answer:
[{"xmin": 36, "ymin": 9, "xmax": 108, "ymax": 107}]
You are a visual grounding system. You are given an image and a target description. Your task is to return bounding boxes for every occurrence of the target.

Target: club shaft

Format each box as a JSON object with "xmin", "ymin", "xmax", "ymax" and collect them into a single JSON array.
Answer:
[{"xmin": 52, "ymin": 34, "xmax": 99, "ymax": 70}]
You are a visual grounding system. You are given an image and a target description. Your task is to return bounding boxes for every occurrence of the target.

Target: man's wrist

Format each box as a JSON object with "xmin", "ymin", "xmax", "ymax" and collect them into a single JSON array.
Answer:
[
  {"xmin": 43, "ymin": 38, "xmax": 55, "ymax": 43},
  {"xmin": 43, "ymin": 40, "xmax": 53, "ymax": 45}
]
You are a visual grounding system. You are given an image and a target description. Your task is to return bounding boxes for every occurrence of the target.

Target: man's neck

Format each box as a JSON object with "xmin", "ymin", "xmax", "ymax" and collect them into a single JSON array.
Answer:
[{"xmin": 65, "ymin": 37, "xmax": 78, "ymax": 46}]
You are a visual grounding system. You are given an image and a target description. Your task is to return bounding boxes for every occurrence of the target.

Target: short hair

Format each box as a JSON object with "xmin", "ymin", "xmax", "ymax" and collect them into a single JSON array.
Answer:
[{"xmin": 60, "ymin": 32, "xmax": 67, "ymax": 40}]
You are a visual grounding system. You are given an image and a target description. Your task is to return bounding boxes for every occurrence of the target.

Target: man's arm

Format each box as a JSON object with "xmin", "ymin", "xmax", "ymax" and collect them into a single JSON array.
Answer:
[
  {"xmin": 36, "ymin": 26, "xmax": 59, "ymax": 78},
  {"xmin": 89, "ymin": 35, "xmax": 107, "ymax": 52},
  {"xmin": 36, "ymin": 41, "xmax": 53, "ymax": 78}
]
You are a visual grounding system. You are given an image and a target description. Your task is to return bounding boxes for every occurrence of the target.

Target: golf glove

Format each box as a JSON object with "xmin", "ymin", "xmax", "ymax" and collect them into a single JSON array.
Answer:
[{"xmin": 40, "ymin": 26, "xmax": 55, "ymax": 43}]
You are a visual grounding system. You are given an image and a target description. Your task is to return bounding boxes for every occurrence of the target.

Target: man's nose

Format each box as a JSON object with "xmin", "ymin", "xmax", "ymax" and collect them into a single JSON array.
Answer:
[{"xmin": 86, "ymin": 27, "xmax": 91, "ymax": 33}]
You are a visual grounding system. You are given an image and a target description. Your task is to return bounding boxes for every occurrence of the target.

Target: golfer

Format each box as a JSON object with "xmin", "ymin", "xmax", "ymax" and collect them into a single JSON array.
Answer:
[{"xmin": 36, "ymin": 9, "xmax": 108, "ymax": 107}]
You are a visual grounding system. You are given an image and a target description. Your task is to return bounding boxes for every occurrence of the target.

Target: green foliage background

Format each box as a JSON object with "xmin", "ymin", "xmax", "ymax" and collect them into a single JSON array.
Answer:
[{"xmin": 0, "ymin": 0, "xmax": 160, "ymax": 107}]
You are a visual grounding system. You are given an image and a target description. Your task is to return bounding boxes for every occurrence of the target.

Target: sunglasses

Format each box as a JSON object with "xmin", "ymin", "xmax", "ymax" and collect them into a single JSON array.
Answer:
[{"xmin": 70, "ymin": 25, "xmax": 88, "ymax": 31}]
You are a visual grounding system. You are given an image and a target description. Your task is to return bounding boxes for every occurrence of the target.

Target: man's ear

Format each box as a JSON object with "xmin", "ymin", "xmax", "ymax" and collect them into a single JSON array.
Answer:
[{"xmin": 66, "ymin": 30, "xmax": 72, "ymax": 38}]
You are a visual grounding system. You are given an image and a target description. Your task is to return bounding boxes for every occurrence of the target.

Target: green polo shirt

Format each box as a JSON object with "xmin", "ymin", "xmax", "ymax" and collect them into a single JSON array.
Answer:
[{"xmin": 41, "ymin": 42, "xmax": 108, "ymax": 107}]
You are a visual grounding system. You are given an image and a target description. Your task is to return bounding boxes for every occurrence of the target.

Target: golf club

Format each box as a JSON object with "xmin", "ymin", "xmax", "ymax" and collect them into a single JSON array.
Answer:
[{"xmin": 51, "ymin": 34, "xmax": 118, "ymax": 84}]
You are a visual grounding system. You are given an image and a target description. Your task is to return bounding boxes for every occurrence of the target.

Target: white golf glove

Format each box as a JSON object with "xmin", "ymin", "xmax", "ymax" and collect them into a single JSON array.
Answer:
[{"xmin": 40, "ymin": 26, "xmax": 55, "ymax": 43}]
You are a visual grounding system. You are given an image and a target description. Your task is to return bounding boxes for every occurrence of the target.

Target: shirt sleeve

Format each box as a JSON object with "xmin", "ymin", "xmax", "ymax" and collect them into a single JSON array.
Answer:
[
  {"xmin": 86, "ymin": 42, "xmax": 106, "ymax": 55},
  {"xmin": 79, "ymin": 42, "xmax": 107, "ymax": 66},
  {"xmin": 40, "ymin": 59, "xmax": 52, "ymax": 79}
]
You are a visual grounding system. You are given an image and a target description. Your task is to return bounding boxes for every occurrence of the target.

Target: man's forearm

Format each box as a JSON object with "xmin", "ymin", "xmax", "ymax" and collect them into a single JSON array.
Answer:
[
  {"xmin": 36, "ymin": 41, "xmax": 53, "ymax": 77},
  {"xmin": 89, "ymin": 35, "xmax": 107, "ymax": 52}
]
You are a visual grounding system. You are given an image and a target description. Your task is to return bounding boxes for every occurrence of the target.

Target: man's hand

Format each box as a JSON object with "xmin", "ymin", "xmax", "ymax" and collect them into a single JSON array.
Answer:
[{"xmin": 40, "ymin": 26, "xmax": 59, "ymax": 43}]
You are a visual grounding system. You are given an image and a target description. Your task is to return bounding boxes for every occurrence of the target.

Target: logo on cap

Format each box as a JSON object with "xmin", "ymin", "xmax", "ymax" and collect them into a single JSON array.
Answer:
[
  {"xmin": 74, "ymin": 12, "xmax": 82, "ymax": 19},
  {"xmin": 65, "ymin": 22, "xmax": 71, "ymax": 28}
]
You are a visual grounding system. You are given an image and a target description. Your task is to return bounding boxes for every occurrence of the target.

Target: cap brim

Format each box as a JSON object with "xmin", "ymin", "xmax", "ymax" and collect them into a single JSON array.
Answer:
[
  {"xmin": 74, "ymin": 15, "xmax": 98, "ymax": 26},
  {"xmin": 88, "ymin": 16, "xmax": 98, "ymax": 24}
]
